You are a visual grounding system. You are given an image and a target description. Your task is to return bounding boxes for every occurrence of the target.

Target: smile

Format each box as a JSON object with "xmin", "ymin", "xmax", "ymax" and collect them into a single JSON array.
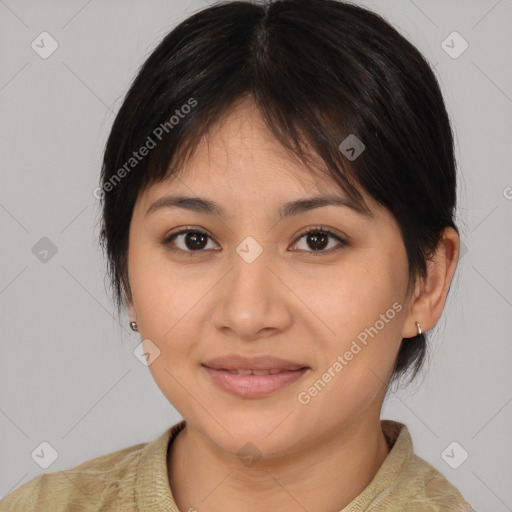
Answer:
[
  {"xmin": 224, "ymin": 369, "xmax": 285, "ymax": 375},
  {"xmin": 202, "ymin": 366, "xmax": 309, "ymax": 398}
]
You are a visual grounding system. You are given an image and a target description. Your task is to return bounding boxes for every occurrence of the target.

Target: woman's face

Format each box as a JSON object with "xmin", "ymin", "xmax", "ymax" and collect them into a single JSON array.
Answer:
[{"xmin": 127, "ymin": 99, "xmax": 414, "ymax": 457}]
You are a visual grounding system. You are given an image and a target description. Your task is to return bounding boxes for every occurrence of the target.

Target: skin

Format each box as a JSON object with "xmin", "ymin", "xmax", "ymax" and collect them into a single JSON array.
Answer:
[{"xmin": 127, "ymin": 97, "xmax": 459, "ymax": 512}]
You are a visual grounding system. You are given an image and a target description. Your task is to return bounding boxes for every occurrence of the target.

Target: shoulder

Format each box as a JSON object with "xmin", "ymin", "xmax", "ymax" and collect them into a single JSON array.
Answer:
[
  {"xmin": 376, "ymin": 420, "xmax": 478, "ymax": 512},
  {"xmin": 403, "ymin": 453, "xmax": 478, "ymax": 512},
  {"xmin": 0, "ymin": 439, "xmax": 148, "ymax": 511}
]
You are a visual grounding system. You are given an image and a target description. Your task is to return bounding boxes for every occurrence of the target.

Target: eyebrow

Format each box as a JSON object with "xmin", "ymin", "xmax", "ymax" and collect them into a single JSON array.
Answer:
[{"xmin": 145, "ymin": 193, "xmax": 371, "ymax": 220}]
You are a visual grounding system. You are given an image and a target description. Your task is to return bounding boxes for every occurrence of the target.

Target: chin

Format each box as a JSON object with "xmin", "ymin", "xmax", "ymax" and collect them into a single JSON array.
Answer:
[{"xmin": 194, "ymin": 410, "xmax": 308, "ymax": 461}]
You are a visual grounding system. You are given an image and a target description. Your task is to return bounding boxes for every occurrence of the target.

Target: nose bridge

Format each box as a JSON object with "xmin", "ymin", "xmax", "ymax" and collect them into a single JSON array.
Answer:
[
  {"xmin": 210, "ymin": 236, "xmax": 291, "ymax": 338},
  {"xmin": 230, "ymin": 236, "xmax": 275, "ymax": 305}
]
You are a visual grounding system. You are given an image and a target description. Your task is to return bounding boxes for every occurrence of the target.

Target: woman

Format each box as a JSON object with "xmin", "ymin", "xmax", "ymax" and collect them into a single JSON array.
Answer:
[{"xmin": 1, "ymin": 0, "xmax": 477, "ymax": 510}]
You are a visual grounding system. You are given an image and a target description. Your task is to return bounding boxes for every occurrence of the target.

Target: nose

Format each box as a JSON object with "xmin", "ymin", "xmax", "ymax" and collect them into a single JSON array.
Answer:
[{"xmin": 209, "ymin": 246, "xmax": 293, "ymax": 342}]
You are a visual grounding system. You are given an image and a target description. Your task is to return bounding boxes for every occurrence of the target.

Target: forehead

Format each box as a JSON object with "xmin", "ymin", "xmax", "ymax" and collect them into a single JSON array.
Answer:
[
  {"xmin": 147, "ymin": 100, "xmax": 361, "ymax": 195},
  {"xmin": 178, "ymin": 98, "xmax": 323, "ymax": 188},
  {"xmin": 136, "ymin": 98, "xmax": 382, "ymax": 221}
]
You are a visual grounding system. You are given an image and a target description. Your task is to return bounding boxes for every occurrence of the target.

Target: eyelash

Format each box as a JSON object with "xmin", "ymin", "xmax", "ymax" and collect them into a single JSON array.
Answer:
[{"xmin": 161, "ymin": 225, "xmax": 347, "ymax": 258}]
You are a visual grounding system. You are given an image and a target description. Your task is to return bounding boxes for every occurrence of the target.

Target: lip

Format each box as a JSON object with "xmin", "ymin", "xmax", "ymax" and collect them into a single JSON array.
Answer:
[
  {"xmin": 203, "ymin": 366, "xmax": 309, "ymax": 398},
  {"xmin": 203, "ymin": 354, "xmax": 307, "ymax": 371},
  {"xmin": 202, "ymin": 354, "xmax": 310, "ymax": 398}
]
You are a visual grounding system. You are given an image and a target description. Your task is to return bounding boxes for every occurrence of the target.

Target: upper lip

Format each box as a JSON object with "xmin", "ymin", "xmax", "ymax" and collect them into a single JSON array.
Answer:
[{"xmin": 202, "ymin": 354, "xmax": 308, "ymax": 371}]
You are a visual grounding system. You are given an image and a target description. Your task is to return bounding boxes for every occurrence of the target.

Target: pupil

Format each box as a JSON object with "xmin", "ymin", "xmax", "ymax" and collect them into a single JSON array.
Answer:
[
  {"xmin": 186, "ymin": 232, "xmax": 208, "ymax": 250},
  {"xmin": 182, "ymin": 231, "xmax": 329, "ymax": 252},
  {"xmin": 308, "ymin": 232, "xmax": 328, "ymax": 251}
]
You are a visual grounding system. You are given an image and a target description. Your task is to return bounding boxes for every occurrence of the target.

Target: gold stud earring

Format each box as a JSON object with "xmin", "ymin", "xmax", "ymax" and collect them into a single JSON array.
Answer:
[
  {"xmin": 415, "ymin": 321, "xmax": 422, "ymax": 335},
  {"xmin": 129, "ymin": 321, "xmax": 138, "ymax": 332}
]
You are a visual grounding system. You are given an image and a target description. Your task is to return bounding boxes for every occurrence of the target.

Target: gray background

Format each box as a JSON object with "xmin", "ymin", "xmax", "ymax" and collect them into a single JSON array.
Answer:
[{"xmin": 0, "ymin": 0, "xmax": 511, "ymax": 510}]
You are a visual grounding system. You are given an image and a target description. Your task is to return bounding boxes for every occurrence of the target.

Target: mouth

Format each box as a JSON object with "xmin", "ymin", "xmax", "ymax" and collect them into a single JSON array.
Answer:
[
  {"xmin": 218, "ymin": 368, "xmax": 294, "ymax": 375},
  {"xmin": 201, "ymin": 364, "xmax": 310, "ymax": 398}
]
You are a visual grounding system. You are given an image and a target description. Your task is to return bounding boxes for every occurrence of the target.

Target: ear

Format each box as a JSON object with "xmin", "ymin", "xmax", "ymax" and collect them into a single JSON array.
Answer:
[
  {"xmin": 402, "ymin": 227, "xmax": 460, "ymax": 338},
  {"xmin": 128, "ymin": 298, "xmax": 137, "ymax": 324}
]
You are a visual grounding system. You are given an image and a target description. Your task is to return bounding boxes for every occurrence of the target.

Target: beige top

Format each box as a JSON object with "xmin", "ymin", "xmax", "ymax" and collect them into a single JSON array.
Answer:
[{"xmin": 0, "ymin": 419, "xmax": 477, "ymax": 511}]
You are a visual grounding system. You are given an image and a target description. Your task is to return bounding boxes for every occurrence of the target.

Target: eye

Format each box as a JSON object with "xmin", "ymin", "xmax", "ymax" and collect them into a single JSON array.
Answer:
[
  {"xmin": 291, "ymin": 226, "xmax": 347, "ymax": 256},
  {"xmin": 162, "ymin": 227, "xmax": 218, "ymax": 257},
  {"xmin": 162, "ymin": 225, "xmax": 347, "ymax": 257}
]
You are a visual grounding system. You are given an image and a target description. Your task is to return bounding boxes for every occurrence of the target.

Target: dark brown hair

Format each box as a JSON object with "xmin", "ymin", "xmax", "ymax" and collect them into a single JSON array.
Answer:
[{"xmin": 99, "ymin": 0, "xmax": 458, "ymax": 384}]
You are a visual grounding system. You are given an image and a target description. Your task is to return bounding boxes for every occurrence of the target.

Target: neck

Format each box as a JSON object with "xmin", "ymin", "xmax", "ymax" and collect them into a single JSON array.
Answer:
[{"xmin": 168, "ymin": 416, "xmax": 390, "ymax": 512}]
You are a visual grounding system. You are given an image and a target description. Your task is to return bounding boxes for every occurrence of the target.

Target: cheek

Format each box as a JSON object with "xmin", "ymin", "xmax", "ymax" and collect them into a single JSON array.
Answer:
[
  {"xmin": 305, "ymin": 248, "xmax": 406, "ymax": 335},
  {"xmin": 127, "ymin": 241, "xmax": 204, "ymax": 413},
  {"xmin": 299, "ymin": 299, "xmax": 404, "ymax": 426},
  {"xmin": 128, "ymin": 243, "xmax": 169, "ymax": 329},
  {"xmin": 127, "ymin": 237, "xmax": 220, "ymax": 403},
  {"xmin": 309, "ymin": 248, "xmax": 407, "ymax": 385},
  {"xmin": 127, "ymin": 236, "xmax": 205, "ymax": 336}
]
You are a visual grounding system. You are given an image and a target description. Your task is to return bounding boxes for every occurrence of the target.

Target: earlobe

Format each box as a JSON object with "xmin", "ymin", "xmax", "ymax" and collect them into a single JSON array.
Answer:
[
  {"xmin": 128, "ymin": 298, "xmax": 137, "ymax": 325},
  {"xmin": 402, "ymin": 227, "xmax": 460, "ymax": 339}
]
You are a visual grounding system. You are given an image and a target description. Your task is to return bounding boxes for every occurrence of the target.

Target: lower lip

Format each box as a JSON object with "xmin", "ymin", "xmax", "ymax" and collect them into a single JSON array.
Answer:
[{"xmin": 202, "ymin": 366, "xmax": 309, "ymax": 398}]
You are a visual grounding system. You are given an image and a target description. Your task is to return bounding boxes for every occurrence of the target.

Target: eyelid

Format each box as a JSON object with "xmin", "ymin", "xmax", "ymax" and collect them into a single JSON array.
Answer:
[
  {"xmin": 162, "ymin": 225, "xmax": 348, "ymax": 256},
  {"xmin": 291, "ymin": 225, "xmax": 348, "ymax": 255},
  {"xmin": 161, "ymin": 226, "xmax": 218, "ymax": 257}
]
